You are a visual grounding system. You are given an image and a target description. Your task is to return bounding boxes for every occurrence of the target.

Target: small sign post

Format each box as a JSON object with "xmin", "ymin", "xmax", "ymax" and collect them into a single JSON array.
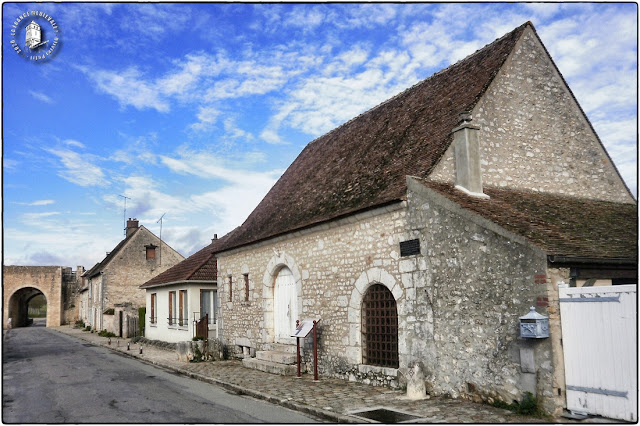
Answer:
[{"xmin": 291, "ymin": 318, "xmax": 320, "ymax": 381}]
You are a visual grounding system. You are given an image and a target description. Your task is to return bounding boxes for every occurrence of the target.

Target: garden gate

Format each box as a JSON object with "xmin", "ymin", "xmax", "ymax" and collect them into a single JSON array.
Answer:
[{"xmin": 559, "ymin": 285, "xmax": 636, "ymax": 422}]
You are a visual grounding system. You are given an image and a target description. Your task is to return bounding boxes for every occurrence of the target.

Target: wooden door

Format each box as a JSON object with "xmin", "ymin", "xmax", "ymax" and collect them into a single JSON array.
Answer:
[{"xmin": 274, "ymin": 267, "xmax": 297, "ymax": 343}]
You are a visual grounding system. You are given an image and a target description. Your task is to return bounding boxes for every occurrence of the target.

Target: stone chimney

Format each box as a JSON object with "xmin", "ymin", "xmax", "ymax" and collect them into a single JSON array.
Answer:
[
  {"xmin": 452, "ymin": 112, "xmax": 488, "ymax": 198},
  {"xmin": 126, "ymin": 218, "xmax": 139, "ymax": 237},
  {"xmin": 212, "ymin": 234, "xmax": 218, "ymax": 243}
]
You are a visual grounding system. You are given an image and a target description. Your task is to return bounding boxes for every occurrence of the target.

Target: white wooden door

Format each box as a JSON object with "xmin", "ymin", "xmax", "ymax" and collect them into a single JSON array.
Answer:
[
  {"xmin": 559, "ymin": 285, "xmax": 637, "ymax": 422},
  {"xmin": 274, "ymin": 267, "xmax": 297, "ymax": 343}
]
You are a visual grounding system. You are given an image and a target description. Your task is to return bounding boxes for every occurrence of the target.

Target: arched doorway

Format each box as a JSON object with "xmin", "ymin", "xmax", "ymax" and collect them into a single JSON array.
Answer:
[
  {"xmin": 362, "ymin": 284, "xmax": 399, "ymax": 368},
  {"xmin": 273, "ymin": 266, "xmax": 297, "ymax": 343},
  {"xmin": 7, "ymin": 287, "xmax": 47, "ymax": 328}
]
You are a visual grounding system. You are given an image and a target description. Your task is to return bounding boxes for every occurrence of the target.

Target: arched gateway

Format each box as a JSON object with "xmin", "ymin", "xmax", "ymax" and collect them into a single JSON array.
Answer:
[{"xmin": 3, "ymin": 266, "xmax": 67, "ymax": 328}]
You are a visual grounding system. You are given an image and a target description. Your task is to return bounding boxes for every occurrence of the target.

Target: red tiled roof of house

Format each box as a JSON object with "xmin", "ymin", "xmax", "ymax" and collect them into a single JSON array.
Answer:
[
  {"xmin": 219, "ymin": 23, "xmax": 530, "ymax": 252},
  {"xmin": 422, "ymin": 181, "xmax": 637, "ymax": 260}
]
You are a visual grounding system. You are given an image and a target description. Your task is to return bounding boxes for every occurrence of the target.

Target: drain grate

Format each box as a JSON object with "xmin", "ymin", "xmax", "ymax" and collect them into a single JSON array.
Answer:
[{"xmin": 351, "ymin": 408, "xmax": 422, "ymax": 423}]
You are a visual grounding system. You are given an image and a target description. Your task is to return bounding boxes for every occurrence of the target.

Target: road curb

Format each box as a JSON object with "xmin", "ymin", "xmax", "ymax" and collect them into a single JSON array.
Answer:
[{"xmin": 51, "ymin": 329, "xmax": 357, "ymax": 423}]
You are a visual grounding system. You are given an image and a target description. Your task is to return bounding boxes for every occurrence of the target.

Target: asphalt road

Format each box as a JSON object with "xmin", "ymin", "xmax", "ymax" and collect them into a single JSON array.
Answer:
[{"xmin": 2, "ymin": 323, "xmax": 319, "ymax": 423}]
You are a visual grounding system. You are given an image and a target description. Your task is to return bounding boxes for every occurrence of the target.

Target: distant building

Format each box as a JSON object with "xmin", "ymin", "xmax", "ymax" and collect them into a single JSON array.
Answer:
[{"xmin": 81, "ymin": 218, "xmax": 184, "ymax": 336}]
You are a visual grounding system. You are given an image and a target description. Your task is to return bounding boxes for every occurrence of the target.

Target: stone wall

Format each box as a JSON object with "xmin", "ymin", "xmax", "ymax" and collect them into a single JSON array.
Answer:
[
  {"xmin": 406, "ymin": 177, "xmax": 561, "ymax": 414},
  {"xmin": 3, "ymin": 266, "xmax": 65, "ymax": 328},
  {"xmin": 218, "ymin": 183, "xmax": 563, "ymax": 414},
  {"xmin": 217, "ymin": 203, "xmax": 410, "ymax": 377},
  {"xmin": 103, "ymin": 228, "xmax": 184, "ymax": 311},
  {"xmin": 430, "ymin": 26, "xmax": 633, "ymax": 204}
]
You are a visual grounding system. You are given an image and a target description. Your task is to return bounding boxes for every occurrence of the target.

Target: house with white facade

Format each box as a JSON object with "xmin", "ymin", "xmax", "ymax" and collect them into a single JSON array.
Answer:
[{"xmin": 140, "ymin": 234, "xmax": 228, "ymax": 343}]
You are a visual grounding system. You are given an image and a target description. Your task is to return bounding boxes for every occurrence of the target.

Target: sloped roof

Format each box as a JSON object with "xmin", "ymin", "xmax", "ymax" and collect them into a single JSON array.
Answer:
[
  {"xmin": 140, "ymin": 232, "xmax": 233, "ymax": 289},
  {"xmin": 84, "ymin": 227, "xmax": 141, "ymax": 278},
  {"xmin": 422, "ymin": 181, "xmax": 637, "ymax": 260},
  {"xmin": 219, "ymin": 22, "xmax": 530, "ymax": 252}
]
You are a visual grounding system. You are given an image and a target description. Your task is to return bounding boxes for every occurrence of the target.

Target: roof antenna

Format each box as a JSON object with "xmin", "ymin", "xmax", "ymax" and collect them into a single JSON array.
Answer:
[
  {"xmin": 157, "ymin": 213, "xmax": 166, "ymax": 266},
  {"xmin": 118, "ymin": 195, "xmax": 131, "ymax": 236}
]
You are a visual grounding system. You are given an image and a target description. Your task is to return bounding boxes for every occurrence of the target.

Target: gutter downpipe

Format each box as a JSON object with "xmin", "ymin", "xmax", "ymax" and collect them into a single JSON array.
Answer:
[{"xmin": 547, "ymin": 256, "xmax": 637, "ymax": 266}]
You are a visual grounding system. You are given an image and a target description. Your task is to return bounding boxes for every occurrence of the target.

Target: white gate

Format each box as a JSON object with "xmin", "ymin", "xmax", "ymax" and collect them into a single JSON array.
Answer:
[{"xmin": 559, "ymin": 285, "xmax": 637, "ymax": 422}]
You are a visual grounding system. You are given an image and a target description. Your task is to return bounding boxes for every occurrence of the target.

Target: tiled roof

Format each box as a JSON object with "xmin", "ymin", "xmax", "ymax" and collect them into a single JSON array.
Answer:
[
  {"xmin": 140, "ymin": 232, "xmax": 233, "ymax": 288},
  {"xmin": 422, "ymin": 181, "xmax": 637, "ymax": 260},
  {"xmin": 220, "ymin": 23, "xmax": 530, "ymax": 251}
]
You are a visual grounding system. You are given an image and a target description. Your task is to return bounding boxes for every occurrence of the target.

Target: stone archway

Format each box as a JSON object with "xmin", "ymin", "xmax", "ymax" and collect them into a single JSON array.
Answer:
[
  {"xmin": 345, "ymin": 267, "xmax": 406, "ymax": 366},
  {"xmin": 7, "ymin": 287, "xmax": 48, "ymax": 328},
  {"xmin": 3, "ymin": 266, "xmax": 64, "ymax": 328},
  {"xmin": 261, "ymin": 251, "xmax": 303, "ymax": 345}
]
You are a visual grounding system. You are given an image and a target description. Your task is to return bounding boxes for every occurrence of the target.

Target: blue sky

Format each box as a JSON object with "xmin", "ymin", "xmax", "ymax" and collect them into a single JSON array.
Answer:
[{"xmin": 3, "ymin": 3, "xmax": 637, "ymax": 269}]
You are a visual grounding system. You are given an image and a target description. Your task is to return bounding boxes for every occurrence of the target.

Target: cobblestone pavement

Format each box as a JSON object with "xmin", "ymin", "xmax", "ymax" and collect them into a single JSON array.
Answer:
[{"xmin": 51, "ymin": 326, "xmax": 550, "ymax": 423}]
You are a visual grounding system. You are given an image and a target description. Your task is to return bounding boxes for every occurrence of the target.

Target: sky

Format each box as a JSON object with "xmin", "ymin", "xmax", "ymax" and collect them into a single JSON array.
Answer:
[{"xmin": 3, "ymin": 2, "xmax": 637, "ymax": 270}]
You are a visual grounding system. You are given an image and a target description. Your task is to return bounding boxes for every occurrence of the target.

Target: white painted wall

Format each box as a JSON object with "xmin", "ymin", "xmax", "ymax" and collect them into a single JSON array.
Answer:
[{"xmin": 145, "ymin": 283, "xmax": 218, "ymax": 343}]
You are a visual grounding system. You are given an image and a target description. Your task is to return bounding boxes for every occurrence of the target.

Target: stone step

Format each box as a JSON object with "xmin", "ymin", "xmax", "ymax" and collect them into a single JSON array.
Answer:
[
  {"xmin": 242, "ymin": 357, "xmax": 301, "ymax": 376},
  {"xmin": 262, "ymin": 343, "xmax": 298, "ymax": 354},
  {"xmin": 256, "ymin": 350, "xmax": 297, "ymax": 365}
]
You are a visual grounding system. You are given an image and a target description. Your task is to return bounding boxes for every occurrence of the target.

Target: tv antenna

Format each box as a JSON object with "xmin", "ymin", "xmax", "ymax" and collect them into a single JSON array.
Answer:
[
  {"xmin": 157, "ymin": 213, "xmax": 166, "ymax": 266},
  {"xmin": 118, "ymin": 195, "xmax": 131, "ymax": 236}
]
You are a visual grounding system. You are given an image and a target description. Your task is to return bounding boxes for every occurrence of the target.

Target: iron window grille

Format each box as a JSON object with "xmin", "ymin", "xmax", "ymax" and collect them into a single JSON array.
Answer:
[{"xmin": 362, "ymin": 284, "xmax": 399, "ymax": 368}]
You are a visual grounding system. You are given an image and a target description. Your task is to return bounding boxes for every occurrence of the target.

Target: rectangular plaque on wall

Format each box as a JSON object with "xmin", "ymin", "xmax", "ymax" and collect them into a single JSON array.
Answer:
[{"xmin": 399, "ymin": 239, "xmax": 420, "ymax": 257}]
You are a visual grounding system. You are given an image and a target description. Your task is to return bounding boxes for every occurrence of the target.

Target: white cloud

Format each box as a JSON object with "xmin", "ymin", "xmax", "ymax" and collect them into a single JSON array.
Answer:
[
  {"xmin": 85, "ymin": 67, "xmax": 170, "ymax": 112},
  {"xmin": 46, "ymin": 148, "xmax": 109, "ymax": 187},
  {"xmin": 22, "ymin": 211, "xmax": 60, "ymax": 221},
  {"xmin": 12, "ymin": 200, "xmax": 56, "ymax": 206},
  {"xmin": 3, "ymin": 159, "xmax": 19, "ymax": 172},
  {"xmin": 190, "ymin": 106, "xmax": 221, "ymax": 132},
  {"xmin": 29, "ymin": 90, "xmax": 54, "ymax": 104}
]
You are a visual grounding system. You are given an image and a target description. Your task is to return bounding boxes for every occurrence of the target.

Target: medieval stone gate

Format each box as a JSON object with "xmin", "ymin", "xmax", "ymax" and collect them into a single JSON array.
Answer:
[{"xmin": 3, "ymin": 266, "xmax": 80, "ymax": 328}]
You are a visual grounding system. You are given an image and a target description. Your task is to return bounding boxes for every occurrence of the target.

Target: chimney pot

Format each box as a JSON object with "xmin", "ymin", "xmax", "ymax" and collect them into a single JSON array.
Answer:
[{"xmin": 126, "ymin": 218, "xmax": 139, "ymax": 237}]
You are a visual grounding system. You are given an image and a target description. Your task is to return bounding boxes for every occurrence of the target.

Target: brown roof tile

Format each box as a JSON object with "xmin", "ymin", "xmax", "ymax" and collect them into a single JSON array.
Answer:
[
  {"xmin": 423, "ymin": 181, "xmax": 637, "ymax": 260},
  {"xmin": 220, "ymin": 23, "xmax": 530, "ymax": 251}
]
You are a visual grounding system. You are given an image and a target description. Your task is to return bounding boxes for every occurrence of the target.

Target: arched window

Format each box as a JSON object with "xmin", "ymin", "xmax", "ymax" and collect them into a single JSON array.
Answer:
[{"xmin": 362, "ymin": 284, "xmax": 398, "ymax": 368}]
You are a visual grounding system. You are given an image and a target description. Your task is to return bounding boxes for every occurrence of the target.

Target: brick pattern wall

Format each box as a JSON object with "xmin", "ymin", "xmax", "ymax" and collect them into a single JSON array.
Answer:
[{"xmin": 430, "ymin": 27, "xmax": 633, "ymax": 203}]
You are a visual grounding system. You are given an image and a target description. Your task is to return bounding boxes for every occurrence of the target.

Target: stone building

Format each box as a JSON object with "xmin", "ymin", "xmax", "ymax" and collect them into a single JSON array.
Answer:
[
  {"xmin": 82, "ymin": 218, "xmax": 184, "ymax": 335},
  {"xmin": 4, "ymin": 265, "xmax": 84, "ymax": 328},
  {"xmin": 210, "ymin": 22, "xmax": 636, "ymax": 416}
]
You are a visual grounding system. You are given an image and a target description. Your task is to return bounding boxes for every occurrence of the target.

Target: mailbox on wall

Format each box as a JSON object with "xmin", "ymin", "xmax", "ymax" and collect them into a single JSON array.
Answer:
[{"xmin": 519, "ymin": 307, "xmax": 549, "ymax": 339}]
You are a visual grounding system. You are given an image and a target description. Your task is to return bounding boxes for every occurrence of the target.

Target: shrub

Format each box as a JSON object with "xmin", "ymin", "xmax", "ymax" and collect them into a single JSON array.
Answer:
[
  {"xmin": 84, "ymin": 326, "xmax": 91, "ymax": 331},
  {"xmin": 492, "ymin": 392, "xmax": 543, "ymax": 417},
  {"xmin": 98, "ymin": 329, "xmax": 116, "ymax": 338}
]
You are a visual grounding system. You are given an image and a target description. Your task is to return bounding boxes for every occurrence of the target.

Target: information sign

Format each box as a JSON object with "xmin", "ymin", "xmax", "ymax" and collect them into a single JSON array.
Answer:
[{"xmin": 291, "ymin": 318, "xmax": 319, "ymax": 338}]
